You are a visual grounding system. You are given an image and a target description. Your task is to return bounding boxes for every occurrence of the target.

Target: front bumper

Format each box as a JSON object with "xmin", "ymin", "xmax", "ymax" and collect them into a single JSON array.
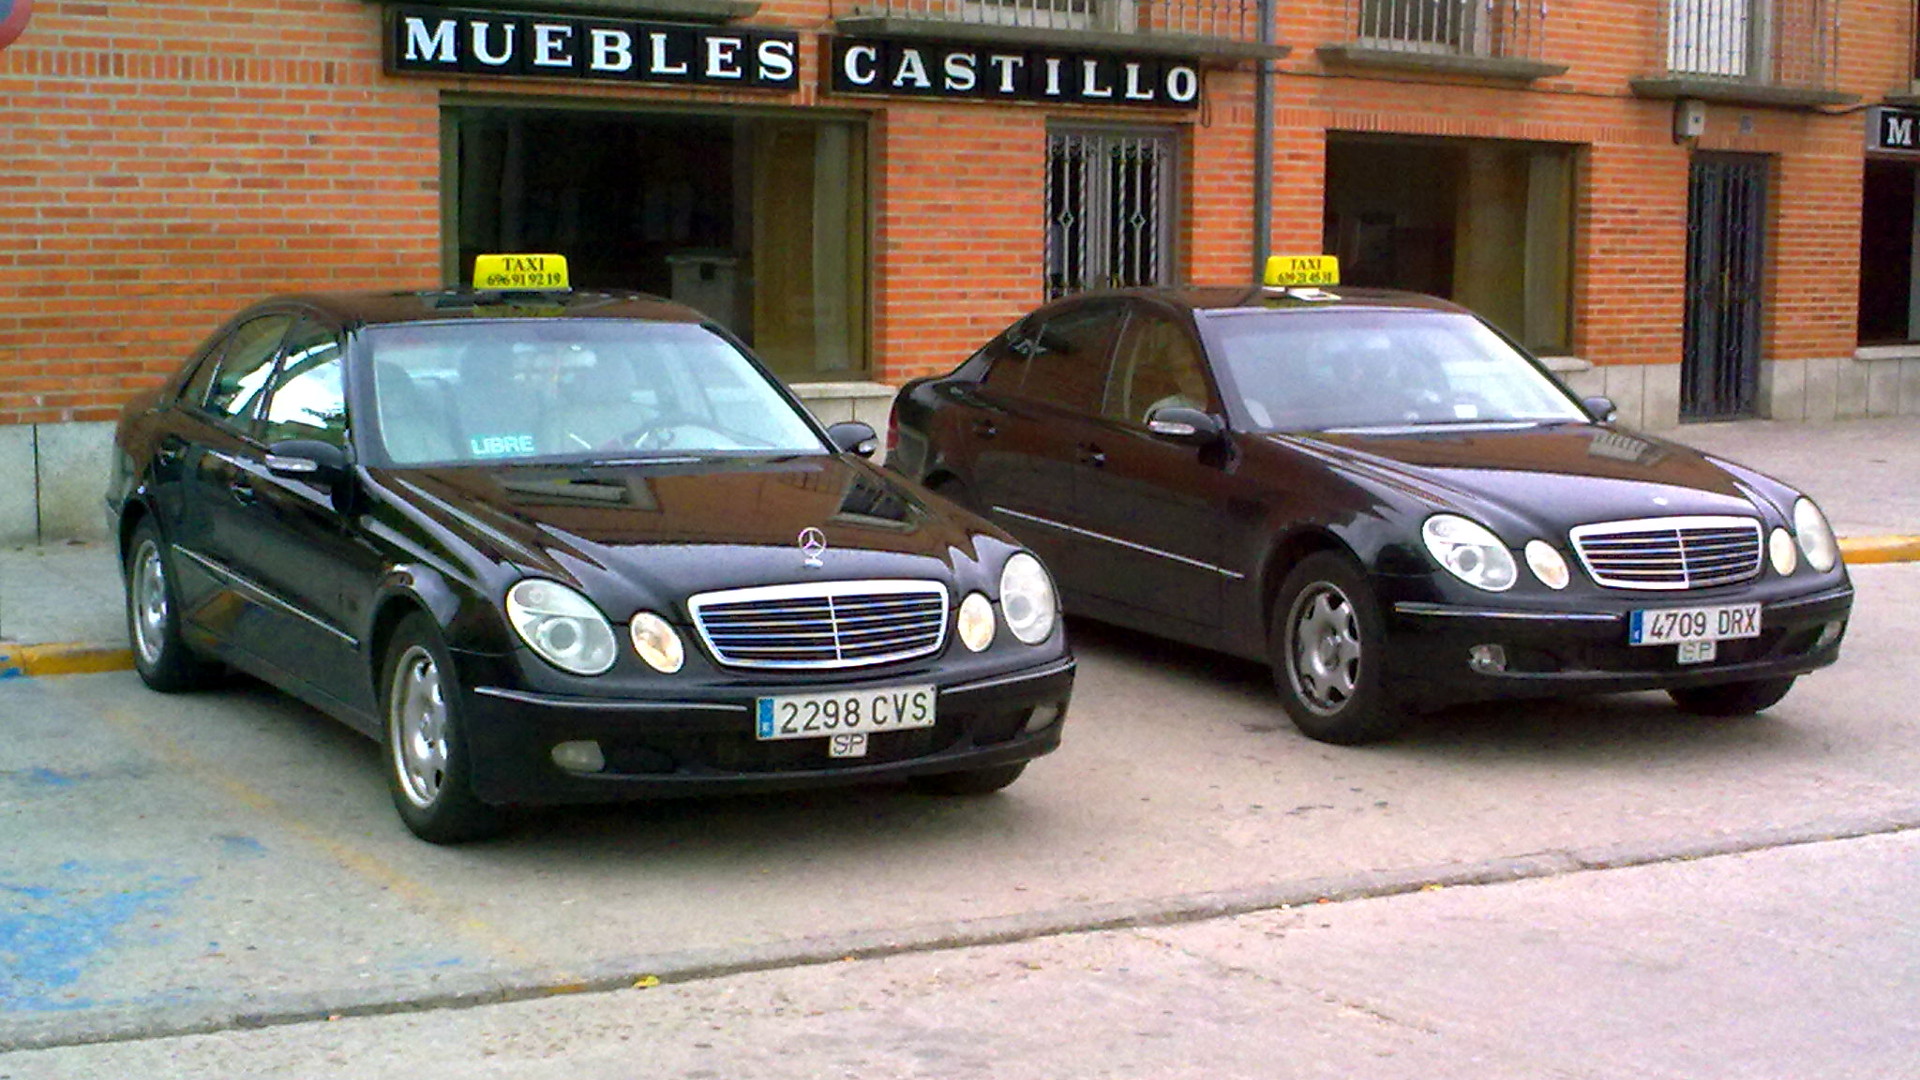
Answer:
[
  {"xmin": 451, "ymin": 654, "xmax": 1075, "ymax": 805},
  {"xmin": 1383, "ymin": 581, "xmax": 1853, "ymax": 708}
]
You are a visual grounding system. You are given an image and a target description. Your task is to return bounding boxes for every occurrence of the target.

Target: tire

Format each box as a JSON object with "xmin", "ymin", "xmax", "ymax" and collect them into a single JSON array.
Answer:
[
  {"xmin": 1268, "ymin": 551, "xmax": 1402, "ymax": 745},
  {"xmin": 381, "ymin": 613, "xmax": 504, "ymax": 844},
  {"xmin": 908, "ymin": 762, "xmax": 1027, "ymax": 796},
  {"xmin": 1668, "ymin": 677, "xmax": 1796, "ymax": 717},
  {"xmin": 124, "ymin": 519, "xmax": 220, "ymax": 692}
]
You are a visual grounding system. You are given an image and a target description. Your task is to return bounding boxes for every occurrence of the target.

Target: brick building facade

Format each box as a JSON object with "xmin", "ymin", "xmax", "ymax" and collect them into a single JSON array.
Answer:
[{"xmin": 1, "ymin": 0, "xmax": 1915, "ymax": 542}]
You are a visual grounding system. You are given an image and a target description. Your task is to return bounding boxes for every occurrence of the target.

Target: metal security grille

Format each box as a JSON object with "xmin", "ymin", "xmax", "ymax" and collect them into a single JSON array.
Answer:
[
  {"xmin": 1046, "ymin": 129, "xmax": 1176, "ymax": 300},
  {"xmin": 1569, "ymin": 516, "xmax": 1764, "ymax": 591},
  {"xmin": 1682, "ymin": 153, "xmax": 1768, "ymax": 420},
  {"xmin": 688, "ymin": 580, "xmax": 949, "ymax": 669},
  {"xmin": 1349, "ymin": 0, "xmax": 1548, "ymax": 60}
]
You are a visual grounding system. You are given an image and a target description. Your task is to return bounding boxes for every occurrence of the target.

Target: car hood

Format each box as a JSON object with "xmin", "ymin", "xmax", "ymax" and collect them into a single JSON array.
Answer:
[
  {"xmin": 374, "ymin": 454, "xmax": 1004, "ymax": 609},
  {"xmin": 1274, "ymin": 422, "xmax": 1793, "ymax": 541}
]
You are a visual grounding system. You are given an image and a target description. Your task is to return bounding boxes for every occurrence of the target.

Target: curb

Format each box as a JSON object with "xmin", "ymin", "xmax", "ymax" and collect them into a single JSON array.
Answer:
[
  {"xmin": 0, "ymin": 642, "xmax": 135, "ymax": 679},
  {"xmin": 1838, "ymin": 535, "xmax": 1920, "ymax": 565}
]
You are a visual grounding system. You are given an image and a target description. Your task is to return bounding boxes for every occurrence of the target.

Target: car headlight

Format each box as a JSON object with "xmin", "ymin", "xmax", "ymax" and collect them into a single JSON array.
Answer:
[
  {"xmin": 1422, "ymin": 514, "xmax": 1518, "ymax": 592},
  {"xmin": 505, "ymin": 579, "xmax": 618, "ymax": 676},
  {"xmin": 957, "ymin": 591, "xmax": 995, "ymax": 652},
  {"xmin": 999, "ymin": 552, "xmax": 1058, "ymax": 645},
  {"xmin": 1524, "ymin": 539, "xmax": 1570, "ymax": 590},
  {"xmin": 1768, "ymin": 527, "xmax": 1798, "ymax": 576},
  {"xmin": 1793, "ymin": 497, "xmax": 1838, "ymax": 573},
  {"xmin": 629, "ymin": 611, "xmax": 686, "ymax": 674}
]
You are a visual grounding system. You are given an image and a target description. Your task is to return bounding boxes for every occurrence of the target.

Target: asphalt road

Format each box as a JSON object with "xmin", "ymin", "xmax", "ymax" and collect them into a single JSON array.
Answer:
[{"xmin": 3, "ymin": 565, "xmax": 1917, "ymax": 1071}]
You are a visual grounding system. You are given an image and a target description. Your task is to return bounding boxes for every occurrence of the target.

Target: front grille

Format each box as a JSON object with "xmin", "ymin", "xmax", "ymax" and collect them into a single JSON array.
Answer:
[
  {"xmin": 1569, "ymin": 515, "xmax": 1763, "ymax": 591},
  {"xmin": 688, "ymin": 580, "xmax": 949, "ymax": 670}
]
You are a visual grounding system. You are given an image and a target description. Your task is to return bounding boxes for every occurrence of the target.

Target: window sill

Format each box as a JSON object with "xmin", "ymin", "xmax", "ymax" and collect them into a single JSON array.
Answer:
[
  {"xmin": 1856, "ymin": 344, "xmax": 1920, "ymax": 362},
  {"xmin": 1316, "ymin": 44, "xmax": 1566, "ymax": 81},
  {"xmin": 831, "ymin": 15, "xmax": 1290, "ymax": 64},
  {"xmin": 1540, "ymin": 355, "xmax": 1591, "ymax": 375},
  {"xmin": 1630, "ymin": 75, "xmax": 1859, "ymax": 109},
  {"xmin": 364, "ymin": 0, "xmax": 761, "ymax": 25}
]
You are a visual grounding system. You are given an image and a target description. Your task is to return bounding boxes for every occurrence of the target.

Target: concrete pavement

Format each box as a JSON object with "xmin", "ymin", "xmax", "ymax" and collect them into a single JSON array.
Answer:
[{"xmin": 3, "ymin": 415, "xmax": 1917, "ymax": 677}]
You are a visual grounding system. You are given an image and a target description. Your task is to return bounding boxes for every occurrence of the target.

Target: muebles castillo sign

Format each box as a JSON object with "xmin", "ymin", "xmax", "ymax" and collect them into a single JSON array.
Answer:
[
  {"xmin": 386, "ymin": 5, "xmax": 800, "ymax": 91},
  {"xmin": 828, "ymin": 36, "xmax": 1201, "ymax": 109}
]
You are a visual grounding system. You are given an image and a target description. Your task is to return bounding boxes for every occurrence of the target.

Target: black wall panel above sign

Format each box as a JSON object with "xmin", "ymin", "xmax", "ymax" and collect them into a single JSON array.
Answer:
[
  {"xmin": 826, "ymin": 37, "xmax": 1202, "ymax": 109},
  {"xmin": 386, "ymin": 5, "xmax": 801, "ymax": 90}
]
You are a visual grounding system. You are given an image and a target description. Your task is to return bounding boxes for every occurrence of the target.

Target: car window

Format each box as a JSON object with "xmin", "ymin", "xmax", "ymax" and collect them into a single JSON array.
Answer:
[
  {"xmin": 203, "ymin": 314, "xmax": 293, "ymax": 429},
  {"xmin": 364, "ymin": 320, "xmax": 825, "ymax": 465},
  {"xmin": 1001, "ymin": 303, "xmax": 1122, "ymax": 412},
  {"xmin": 261, "ymin": 318, "xmax": 348, "ymax": 448},
  {"xmin": 176, "ymin": 336, "xmax": 228, "ymax": 410},
  {"xmin": 1104, "ymin": 312, "xmax": 1209, "ymax": 425},
  {"xmin": 1205, "ymin": 309, "xmax": 1587, "ymax": 431}
]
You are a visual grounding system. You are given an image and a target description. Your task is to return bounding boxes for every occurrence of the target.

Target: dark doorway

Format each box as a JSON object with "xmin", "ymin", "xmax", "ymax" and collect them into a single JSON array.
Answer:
[
  {"xmin": 1858, "ymin": 159, "xmax": 1917, "ymax": 346},
  {"xmin": 1682, "ymin": 152, "xmax": 1769, "ymax": 420}
]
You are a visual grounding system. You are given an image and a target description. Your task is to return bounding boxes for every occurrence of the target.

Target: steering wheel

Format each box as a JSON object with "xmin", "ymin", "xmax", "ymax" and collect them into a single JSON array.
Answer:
[{"xmin": 616, "ymin": 413, "xmax": 709, "ymax": 451}]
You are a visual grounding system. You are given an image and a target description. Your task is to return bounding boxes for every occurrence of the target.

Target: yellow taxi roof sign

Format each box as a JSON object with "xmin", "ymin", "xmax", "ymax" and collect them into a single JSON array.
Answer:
[
  {"xmin": 1263, "ymin": 255, "xmax": 1340, "ymax": 288},
  {"xmin": 473, "ymin": 253, "xmax": 570, "ymax": 291}
]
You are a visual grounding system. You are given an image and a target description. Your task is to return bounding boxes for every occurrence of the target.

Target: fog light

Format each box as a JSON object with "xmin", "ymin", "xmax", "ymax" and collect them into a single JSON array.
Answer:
[
  {"xmin": 551, "ymin": 740, "xmax": 606, "ymax": 773},
  {"xmin": 1768, "ymin": 528, "xmax": 1798, "ymax": 576},
  {"xmin": 1022, "ymin": 702, "xmax": 1063, "ymax": 733},
  {"xmin": 1469, "ymin": 644, "xmax": 1508, "ymax": 674},
  {"xmin": 1815, "ymin": 619, "xmax": 1845, "ymax": 650}
]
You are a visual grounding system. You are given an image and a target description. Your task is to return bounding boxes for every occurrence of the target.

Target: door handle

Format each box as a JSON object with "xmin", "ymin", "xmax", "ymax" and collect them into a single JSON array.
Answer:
[
  {"xmin": 229, "ymin": 479, "xmax": 257, "ymax": 505},
  {"xmin": 156, "ymin": 438, "xmax": 186, "ymax": 466},
  {"xmin": 1077, "ymin": 443, "xmax": 1107, "ymax": 468},
  {"xmin": 971, "ymin": 419, "xmax": 998, "ymax": 440}
]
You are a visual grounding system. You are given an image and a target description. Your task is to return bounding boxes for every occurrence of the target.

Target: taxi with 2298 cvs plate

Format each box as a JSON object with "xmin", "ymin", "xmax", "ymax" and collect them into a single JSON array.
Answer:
[
  {"xmin": 887, "ymin": 255, "xmax": 1851, "ymax": 745},
  {"xmin": 108, "ymin": 255, "xmax": 1073, "ymax": 842}
]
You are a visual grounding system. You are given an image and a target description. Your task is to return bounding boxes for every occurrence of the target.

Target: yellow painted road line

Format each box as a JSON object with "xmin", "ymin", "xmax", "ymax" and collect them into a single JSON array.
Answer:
[{"xmin": 0, "ymin": 642, "xmax": 134, "ymax": 678}]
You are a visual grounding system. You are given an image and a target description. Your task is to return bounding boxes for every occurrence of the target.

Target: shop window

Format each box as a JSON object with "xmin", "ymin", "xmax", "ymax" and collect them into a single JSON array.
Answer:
[
  {"xmin": 1323, "ymin": 136, "xmax": 1574, "ymax": 355},
  {"xmin": 1859, "ymin": 159, "xmax": 1919, "ymax": 346},
  {"xmin": 1046, "ymin": 127, "xmax": 1178, "ymax": 300},
  {"xmin": 446, "ymin": 107, "xmax": 868, "ymax": 382}
]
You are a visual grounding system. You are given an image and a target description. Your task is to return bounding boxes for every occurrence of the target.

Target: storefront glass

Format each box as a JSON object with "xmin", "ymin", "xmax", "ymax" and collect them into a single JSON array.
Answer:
[{"xmin": 445, "ymin": 105, "xmax": 868, "ymax": 380}]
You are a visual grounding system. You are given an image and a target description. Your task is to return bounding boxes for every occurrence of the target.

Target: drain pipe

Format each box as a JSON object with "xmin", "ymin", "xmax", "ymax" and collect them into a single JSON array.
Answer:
[{"xmin": 1252, "ymin": 0, "xmax": 1275, "ymax": 277}]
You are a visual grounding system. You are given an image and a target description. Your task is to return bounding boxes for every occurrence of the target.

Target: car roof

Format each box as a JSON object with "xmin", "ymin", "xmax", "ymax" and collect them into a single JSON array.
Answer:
[
  {"xmin": 262, "ymin": 289, "xmax": 710, "ymax": 330},
  {"xmin": 1059, "ymin": 285, "xmax": 1473, "ymax": 316}
]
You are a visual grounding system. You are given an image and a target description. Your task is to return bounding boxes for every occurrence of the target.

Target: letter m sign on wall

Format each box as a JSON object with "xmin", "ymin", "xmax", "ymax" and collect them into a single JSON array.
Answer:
[{"xmin": 1870, "ymin": 107, "xmax": 1920, "ymax": 154}]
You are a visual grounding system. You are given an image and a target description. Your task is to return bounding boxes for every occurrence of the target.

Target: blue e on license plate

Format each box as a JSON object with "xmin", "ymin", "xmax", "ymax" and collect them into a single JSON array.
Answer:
[
  {"xmin": 755, "ymin": 684, "xmax": 937, "ymax": 741},
  {"xmin": 1628, "ymin": 603, "xmax": 1762, "ymax": 646}
]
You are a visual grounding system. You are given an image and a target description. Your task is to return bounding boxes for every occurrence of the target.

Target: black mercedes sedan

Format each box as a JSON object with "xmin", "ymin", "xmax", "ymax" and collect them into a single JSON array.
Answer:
[
  {"xmin": 108, "ymin": 258, "xmax": 1072, "ymax": 842},
  {"xmin": 886, "ymin": 259, "xmax": 1851, "ymax": 745}
]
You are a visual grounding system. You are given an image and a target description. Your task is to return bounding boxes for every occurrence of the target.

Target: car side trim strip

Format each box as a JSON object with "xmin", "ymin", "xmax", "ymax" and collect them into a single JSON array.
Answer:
[
  {"xmin": 472, "ymin": 686, "xmax": 750, "ymax": 714},
  {"xmin": 172, "ymin": 544, "xmax": 360, "ymax": 646},
  {"xmin": 1393, "ymin": 602, "xmax": 1619, "ymax": 623},
  {"xmin": 991, "ymin": 507, "xmax": 1247, "ymax": 580},
  {"xmin": 939, "ymin": 657, "xmax": 1077, "ymax": 697}
]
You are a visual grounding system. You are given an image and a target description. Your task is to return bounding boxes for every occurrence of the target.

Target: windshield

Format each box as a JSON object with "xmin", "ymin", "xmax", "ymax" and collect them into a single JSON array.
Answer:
[
  {"xmin": 364, "ymin": 320, "xmax": 824, "ymax": 465},
  {"xmin": 1204, "ymin": 308, "xmax": 1587, "ymax": 432}
]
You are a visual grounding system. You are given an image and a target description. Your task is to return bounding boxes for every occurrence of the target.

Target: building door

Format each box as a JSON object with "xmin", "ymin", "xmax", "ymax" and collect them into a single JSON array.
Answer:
[
  {"xmin": 1045, "ymin": 127, "xmax": 1177, "ymax": 299},
  {"xmin": 1682, "ymin": 152, "xmax": 1768, "ymax": 420}
]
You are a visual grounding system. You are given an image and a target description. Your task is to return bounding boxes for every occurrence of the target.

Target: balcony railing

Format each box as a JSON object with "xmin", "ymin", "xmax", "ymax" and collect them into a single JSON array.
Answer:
[
  {"xmin": 1633, "ymin": 0, "xmax": 1855, "ymax": 107},
  {"xmin": 1318, "ymin": 0, "xmax": 1564, "ymax": 79},
  {"xmin": 835, "ymin": 0, "xmax": 1276, "ymax": 58}
]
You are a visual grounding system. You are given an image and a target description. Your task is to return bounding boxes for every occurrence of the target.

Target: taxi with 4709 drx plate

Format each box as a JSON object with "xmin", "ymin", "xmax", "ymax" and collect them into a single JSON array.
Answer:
[
  {"xmin": 887, "ymin": 255, "xmax": 1852, "ymax": 745},
  {"xmin": 108, "ymin": 255, "xmax": 1072, "ymax": 842}
]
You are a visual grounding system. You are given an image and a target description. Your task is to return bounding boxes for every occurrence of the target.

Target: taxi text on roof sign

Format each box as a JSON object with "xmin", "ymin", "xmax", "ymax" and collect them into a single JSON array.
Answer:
[
  {"xmin": 1263, "ymin": 255, "xmax": 1340, "ymax": 288},
  {"xmin": 473, "ymin": 254, "xmax": 569, "ymax": 291}
]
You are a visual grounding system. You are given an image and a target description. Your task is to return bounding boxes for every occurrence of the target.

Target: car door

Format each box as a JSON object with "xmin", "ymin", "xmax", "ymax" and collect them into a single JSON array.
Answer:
[
  {"xmin": 223, "ymin": 315, "xmax": 384, "ymax": 712},
  {"xmin": 1070, "ymin": 303, "xmax": 1234, "ymax": 635},
  {"xmin": 963, "ymin": 299, "xmax": 1125, "ymax": 595},
  {"xmin": 171, "ymin": 311, "xmax": 296, "ymax": 646}
]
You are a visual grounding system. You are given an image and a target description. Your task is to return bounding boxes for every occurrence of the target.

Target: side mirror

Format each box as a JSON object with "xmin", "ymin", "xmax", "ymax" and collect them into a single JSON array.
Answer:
[
  {"xmin": 825, "ymin": 420, "xmax": 879, "ymax": 459},
  {"xmin": 1581, "ymin": 396, "xmax": 1619, "ymax": 423},
  {"xmin": 266, "ymin": 439, "xmax": 350, "ymax": 487},
  {"xmin": 1145, "ymin": 406, "xmax": 1224, "ymax": 445}
]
